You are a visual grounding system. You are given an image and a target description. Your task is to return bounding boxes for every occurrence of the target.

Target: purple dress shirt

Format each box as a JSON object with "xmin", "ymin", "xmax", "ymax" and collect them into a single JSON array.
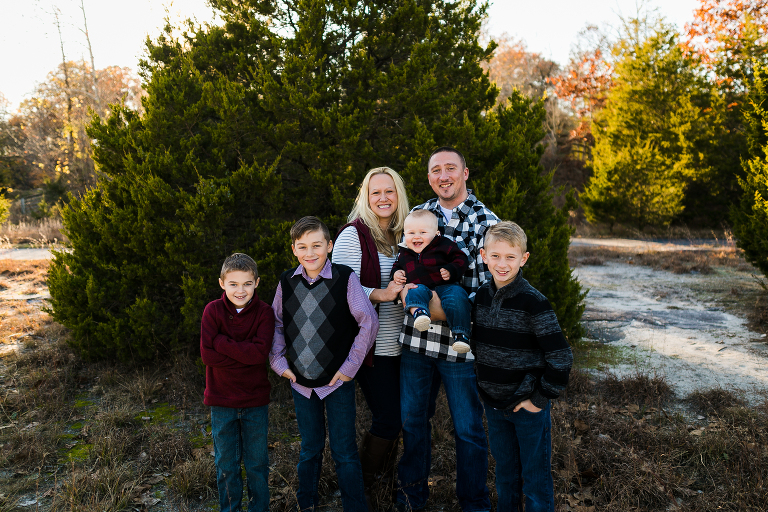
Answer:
[{"xmin": 270, "ymin": 259, "xmax": 379, "ymax": 399}]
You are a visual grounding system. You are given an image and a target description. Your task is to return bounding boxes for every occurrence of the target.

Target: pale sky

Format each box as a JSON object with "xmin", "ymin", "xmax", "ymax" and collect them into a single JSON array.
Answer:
[{"xmin": 0, "ymin": 0, "xmax": 700, "ymax": 111}]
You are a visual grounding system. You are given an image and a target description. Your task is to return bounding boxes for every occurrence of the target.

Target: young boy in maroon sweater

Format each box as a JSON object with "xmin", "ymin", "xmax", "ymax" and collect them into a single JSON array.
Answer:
[{"xmin": 200, "ymin": 253, "xmax": 274, "ymax": 512}]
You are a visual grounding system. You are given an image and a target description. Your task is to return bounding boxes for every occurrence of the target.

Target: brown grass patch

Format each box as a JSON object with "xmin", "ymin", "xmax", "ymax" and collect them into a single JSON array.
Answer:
[
  {"xmin": 569, "ymin": 246, "xmax": 754, "ymax": 274},
  {"xmin": 0, "ymin": 218, "xmax": 64, "ymax": 245},
  {"xmin": 552, "ymin": 372, "xmax": 768, "ymax": 511},
  {"xmin": 51, "ymin": 461, "xmax": 139, "ymax": 512},
  {"xmin": 600, "ymin": 371, "xmax": 675, "ymax": 407},
  {"xmin": 0, "ymin": 300, "xmax": 51, "ymax": 341},
  {"xmin": 167, "ymin": 457, "xmax": 216, "ymax": 500},
  {"xmin": 686, "ymin": 388, "xmax": 746, "ymax": 416}
]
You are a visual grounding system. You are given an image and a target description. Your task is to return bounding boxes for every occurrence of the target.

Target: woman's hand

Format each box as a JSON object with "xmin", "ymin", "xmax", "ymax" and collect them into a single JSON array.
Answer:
[{"xmin": 369, "ymin": 279, "xmax": 404, "ymax": 304}]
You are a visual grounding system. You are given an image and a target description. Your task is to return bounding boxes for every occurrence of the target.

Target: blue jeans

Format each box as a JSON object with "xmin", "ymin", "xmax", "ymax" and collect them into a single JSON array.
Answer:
[
  {"xmin": 484, "ymin": 403, "xmax": 554, "ymax": 512},
  {"xmin": 405, "ymin": 284, "xmax": 471, "ymax": 336},
  {"xmin": 397, "ymin": 350, "xmax": 490, "ymax": 511},
  {"xmin": 210, "ymin": 405, "xmax": 270, "ymax": 512},
  {"xmin": 292, "ymin": 383, "xmax": 367, "ymax": 512}
]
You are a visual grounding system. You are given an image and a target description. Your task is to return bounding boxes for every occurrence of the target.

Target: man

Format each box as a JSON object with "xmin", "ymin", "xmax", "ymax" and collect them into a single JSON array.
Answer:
[{"xmin": 395, "ymin": 147, "xmax": 498, "ymax": 512}]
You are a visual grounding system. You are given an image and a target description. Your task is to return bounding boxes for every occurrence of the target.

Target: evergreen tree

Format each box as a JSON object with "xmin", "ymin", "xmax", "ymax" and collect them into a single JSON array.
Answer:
[
  {"xmin": 48, "ymin": 0, "xmax": 584, "ymax": 361},
  {"xmin": 732, "ymin": 63, "xmax": 768, "ymax": 276},
  {"xmin": 582, "ymin": 25, "xmax": 723, "ymax": 230}
]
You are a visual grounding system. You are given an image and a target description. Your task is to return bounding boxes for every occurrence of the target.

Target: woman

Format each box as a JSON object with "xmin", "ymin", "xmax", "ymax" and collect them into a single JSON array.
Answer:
[{"xmin": 333, "ymin": 167, "xmax": 409, "ymax": 504}]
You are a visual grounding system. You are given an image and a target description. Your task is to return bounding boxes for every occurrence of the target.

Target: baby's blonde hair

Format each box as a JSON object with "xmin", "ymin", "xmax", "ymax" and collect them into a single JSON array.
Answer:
[
  {"xmin": 484, "ymin": 221, "xmax": 527, "ymax": 253},
  {"xmin": 405, "ymin": 209, "xmax": 439, "ymax": 231}
]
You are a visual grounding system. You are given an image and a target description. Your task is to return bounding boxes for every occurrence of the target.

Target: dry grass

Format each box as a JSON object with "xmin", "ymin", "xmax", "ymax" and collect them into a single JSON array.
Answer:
[
  {"xmin": 569, "ymin": 245, "xmax": 754, "ymax": 275},
  {"xmin": 51, "ymin": 462, "xmax": 138, "ymax": 512},
  {"xmin": 686, "ymin": 388, "xmax": 747, "ymax": 416},
  {"xmin": 551, "ymin": 372, "xmax": 768, "ymax": 511},
  {"xmin": 599, "ymin": 372, "xmax": 674, "ymax": 407},
  {"xmin": 0, "ymin": 219, "xmax": 64, "ymax": 246},
  {"xmin": 167, "ymin": 457, "xmax": 216, "ymax": 500},
  {"xmin": 2, "ymin": 328, "xmax": 767, "ymax": 511},
  {"xmin": 2, "ymin": 251, "xmax": 767, "ymax": 511},
  {"xmin": 572, "ymin": 223, "xmax": 737, "ymax": 242}
]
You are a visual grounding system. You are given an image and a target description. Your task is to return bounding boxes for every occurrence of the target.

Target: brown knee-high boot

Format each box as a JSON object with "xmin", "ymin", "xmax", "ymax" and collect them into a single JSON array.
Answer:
[
  {"xmin": 381, "ymin": 433, "xmax": 400, "ymax": 501},
  {"xmin": 360, "ymin": 432, "xmax": 399, "ymax": 509}
]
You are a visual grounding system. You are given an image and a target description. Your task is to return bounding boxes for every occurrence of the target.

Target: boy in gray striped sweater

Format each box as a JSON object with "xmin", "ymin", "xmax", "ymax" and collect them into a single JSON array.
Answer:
[{"xmin": 473, "ymin": 221, "xmax": 572, "ymax": 512}]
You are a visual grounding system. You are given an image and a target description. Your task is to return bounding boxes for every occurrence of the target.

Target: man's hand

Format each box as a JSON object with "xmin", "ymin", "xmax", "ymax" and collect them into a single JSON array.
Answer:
[
  {"xmin": 328, "ymin": 371, "xmax": 352, "ymax": 386},
  {"xmin": 281, "ymin": 369, "xmax": 297, "ymax": 383},
  {"xmin": 393, "ymin": 270, "xmax": 407, "ymax": 285},
  {"xmin": 513, "ymin": 399, "xmax": 541, "ymax": 413},
  {"xmin": 399, "ymin": 283, "xmax": 418, "ymax": 305},
  {"xmin": 440, "ymin": 268, "xmax": 451, "ymax": 281}
]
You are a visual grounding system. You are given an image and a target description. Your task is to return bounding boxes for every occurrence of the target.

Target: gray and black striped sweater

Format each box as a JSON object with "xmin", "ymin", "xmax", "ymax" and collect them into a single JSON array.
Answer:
[{"xmin": 471, "ymin": 271, "xmax": 573, "ymax": 410}]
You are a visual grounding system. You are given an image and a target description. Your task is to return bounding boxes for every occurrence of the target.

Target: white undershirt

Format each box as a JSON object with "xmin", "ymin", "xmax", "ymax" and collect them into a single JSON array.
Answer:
[{"xmin": 440, "ymin": 204, "xmax": 453, "ymax": 223}]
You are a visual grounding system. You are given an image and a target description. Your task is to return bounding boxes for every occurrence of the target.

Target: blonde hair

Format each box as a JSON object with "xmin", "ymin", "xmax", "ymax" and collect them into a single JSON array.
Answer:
[
  {"xmin": 405, "ymin": 209, "xmax": 438, "ymax": 231},
  {"xmin": 348, "ymin": 167, "xmax": 410, "ymax": 257},
  {"xmin": 484, "ymin": 221, "xmax": 528, "ymax": 253}
]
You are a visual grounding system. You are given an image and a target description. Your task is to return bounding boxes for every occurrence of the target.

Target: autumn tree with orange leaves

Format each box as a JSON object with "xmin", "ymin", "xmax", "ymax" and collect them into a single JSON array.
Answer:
[
  {"xmin": 14, "ymin": 63, "xmax": 144, "ymax": 201},
  {"xmin": 684, "ymin": 0, "xmax": 768, "ymax": 93},
  {"xmin": 549, "ymin": 25, "xmax": 613, "ymax": 140}
]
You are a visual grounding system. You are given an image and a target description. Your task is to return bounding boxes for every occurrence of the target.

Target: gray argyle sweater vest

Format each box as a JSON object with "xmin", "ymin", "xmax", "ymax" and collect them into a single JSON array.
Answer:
[{"xmin": 281, "ymin": 264, "xmax": 360, "ymax": 388}]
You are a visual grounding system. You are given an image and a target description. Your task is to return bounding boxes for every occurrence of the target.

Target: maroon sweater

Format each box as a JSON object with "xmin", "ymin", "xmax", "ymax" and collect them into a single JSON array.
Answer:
[
  {"xmin": 391, "ymin": 235, "xmax": 469, "ymax": 288},
  {"xmin": 200, "ymin": 292, "xmax": 274, "ymax": 408}
]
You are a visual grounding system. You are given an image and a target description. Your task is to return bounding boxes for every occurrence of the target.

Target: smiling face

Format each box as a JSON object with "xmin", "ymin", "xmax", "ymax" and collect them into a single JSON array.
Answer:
[
  {"xmin": 480, "ymin": 239, "xmax": 529, "ymax": 289},
  {"xmin": 219, "ymin": 270, "xmax": 259, "ymax": 308},
  {"xmin": 368, "ymin": 173, "xmax": 399, "ymax": 228},
  {"xmin": 292, "ymin": 229, "xmax": 333, "ymax": 279},
  {"xmin": 427, "ymin": 150, "xmax": 469, "ymax": 209},
  {"xmin": 403, "ymin": 214, "xmax": 439, "ymax": 254}
]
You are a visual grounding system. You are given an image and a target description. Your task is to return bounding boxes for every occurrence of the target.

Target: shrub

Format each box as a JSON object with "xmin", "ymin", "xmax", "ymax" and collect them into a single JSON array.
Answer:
[
  {"xmin": 732, "ymin": 63, "xmax": 768, "ymax": 276},
  {"xmin": 0, "ymin": 194, "xmax": 10, "ymax": 226},
  {"xmin": 48, "ymin": 0, "xmax": 584, "ymax": 361}
]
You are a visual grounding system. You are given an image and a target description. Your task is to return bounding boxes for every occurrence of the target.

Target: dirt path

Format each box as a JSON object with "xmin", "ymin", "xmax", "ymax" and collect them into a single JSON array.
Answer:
[
  {"xmin": 571, "ymin": 237, "xmax": 733, "ymax": 252},
  {"xmin": 0, "ymin": 248, "xmax": 56, "ymax": 260},
  {"xmin": 576, "ymin": 261, "xmax": 768, "ymax": 404}
]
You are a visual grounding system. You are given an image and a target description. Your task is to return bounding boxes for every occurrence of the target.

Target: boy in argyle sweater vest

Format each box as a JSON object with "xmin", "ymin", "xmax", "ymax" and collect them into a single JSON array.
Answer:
[{"xmin": 270, "ymin": 216, "xmax": 378, "ymax": 512}]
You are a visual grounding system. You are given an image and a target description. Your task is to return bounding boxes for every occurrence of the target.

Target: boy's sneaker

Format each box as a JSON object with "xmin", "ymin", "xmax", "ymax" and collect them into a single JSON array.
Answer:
[
  {"xmin": 451, "ymin": 333, "xmax": 471, "ymax": 354},
  {"xmin": 412, "ymin": 308, "xmax": 431, "ymax": 332}
]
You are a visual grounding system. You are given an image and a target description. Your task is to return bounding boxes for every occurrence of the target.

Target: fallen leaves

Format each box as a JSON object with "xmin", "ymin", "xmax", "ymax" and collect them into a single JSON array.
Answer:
[{"xmin": 574, "ymin": 418, "xmax": 590, "ymax": 433}]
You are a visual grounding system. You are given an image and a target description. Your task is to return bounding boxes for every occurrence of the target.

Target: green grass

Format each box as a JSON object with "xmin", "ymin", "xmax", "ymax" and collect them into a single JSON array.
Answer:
[{"xmin": 571, "ymin": 339, "xmax": 636, "ymax": 370}]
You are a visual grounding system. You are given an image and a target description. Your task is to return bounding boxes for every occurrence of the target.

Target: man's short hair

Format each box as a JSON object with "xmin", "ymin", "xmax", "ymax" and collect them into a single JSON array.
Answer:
[
  {"xmin": 220, "ymin": 253, "xmax": 259, "ymax": 279},
  {"xmin": 290, "ymin": 216, "xmax": 331, "ymax": 243},
  {"xmin": 429, "ymin": 146, "xmax": 466, "ymax": 170},
  {"xmin": 405, "ymin": 209, "xmax": 439, "ymax": 230},
  {"xmin": 484, "ymin": 221, "xmax": 527, "ymax": 253}
]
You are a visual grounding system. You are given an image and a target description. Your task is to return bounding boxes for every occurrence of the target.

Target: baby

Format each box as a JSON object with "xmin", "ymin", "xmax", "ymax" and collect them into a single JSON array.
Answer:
[{"xmin": 392, "ymin": 209, "xmax": 472, "ymax": 353}]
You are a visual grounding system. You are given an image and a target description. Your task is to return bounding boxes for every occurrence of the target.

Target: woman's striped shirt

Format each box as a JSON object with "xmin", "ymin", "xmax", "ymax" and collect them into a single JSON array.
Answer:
[{"xmin": 332, "ymin": 226, "xmax": 404, "ymax": 356}]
